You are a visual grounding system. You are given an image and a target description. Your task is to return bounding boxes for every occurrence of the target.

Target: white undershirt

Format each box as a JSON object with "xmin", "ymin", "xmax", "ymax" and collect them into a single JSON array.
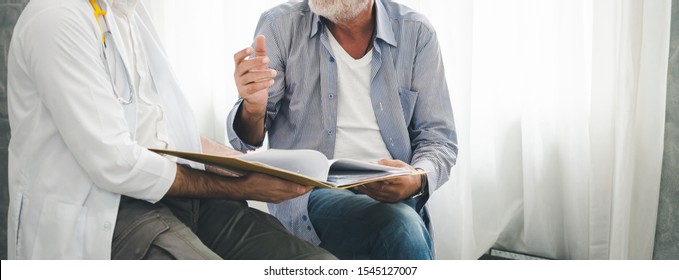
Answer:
[
  {"xmin": 327, "ymin": 28, "xmax": 392, "ymax": 161},
  {"xmin": 112, "ymin": 0, "xmax": 173, "ymax": 150}
]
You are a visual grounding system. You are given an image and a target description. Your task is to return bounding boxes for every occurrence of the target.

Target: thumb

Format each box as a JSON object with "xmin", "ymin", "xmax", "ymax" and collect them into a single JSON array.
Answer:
[
  {"xmin": 378, "ymin": 159, "xmax": 401, "ymax": 167},
  {"xmin": 254, "ymin": 35, "xmax": 267, "ymax": 57}
]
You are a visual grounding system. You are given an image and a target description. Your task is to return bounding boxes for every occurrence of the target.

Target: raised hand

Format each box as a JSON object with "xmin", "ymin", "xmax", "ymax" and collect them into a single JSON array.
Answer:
[
  {"xmin": 233, "ymin": 35, "xmax": 276, "ymax": 145},
  {"xmin": 233, "ymin": 35, "xmax": 276, "ymax": 119}
]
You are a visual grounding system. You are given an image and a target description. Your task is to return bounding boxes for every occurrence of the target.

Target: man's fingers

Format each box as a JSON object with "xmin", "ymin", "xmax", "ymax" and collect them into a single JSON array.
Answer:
[
  {"xmin": 234, "ymin": 47, "xmax": 253, "ymax": 65},
  {"xmin": 364, "ymin": 190, "xmax": 393, "ymax": 203},
  {"xmin": 377, "ymin": 159, "xmax": 407, "ymax": 168},
  {"xmin": 264, "ymin": 185, "xmax": 312, "ymax": 203},
  {"xmin": 360, "ymin": 181, "xmax": 406, "ymax": 203},
  {"xmin": 241, "ymin": 80, "xmax": 274, "ymax": 96},
  {"xmin": 239, "ymin": 69, "xmax": 277, "ymax": 85},
  {"xmin": 363, "ymin": 182, "xmax": 381, "ymax": 189},
  {"xmin": 294, "ymin": 185, "xmax": 313, "ymax": 194},
  {"xmin": 254, "ymin": 35, "xmax": 267, "ymax": 57},
  {"xmin": 298, "ymin": 186, "xmax": 314, "ymax": 194},
  {"xmin": 279, "ymin": 185, "xmax": 312, "ymax": 201},
  {"xmin": 235, "ymin": 56, "xmax": 271, "ymax": 77}
]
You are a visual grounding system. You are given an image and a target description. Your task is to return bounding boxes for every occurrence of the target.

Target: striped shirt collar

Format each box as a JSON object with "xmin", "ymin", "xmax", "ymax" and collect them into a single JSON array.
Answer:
[{"xmin": 309, "ymin": 0, "xmax": 397, "ymax": 47}]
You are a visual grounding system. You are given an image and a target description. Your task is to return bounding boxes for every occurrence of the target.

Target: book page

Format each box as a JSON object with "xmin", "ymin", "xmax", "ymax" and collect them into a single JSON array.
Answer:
[
  {"xmin": 328, "ymin": 158, "xmax": 406, "ymax": 172},
  {"xmin": 149, "ymin": 148, "xmax": 333, "ymax": 187},
  {"xmin": 239, "ymin": 149, "xmax": 330, "ymax": 182},
  {"xmin": 149, "ymin": 148, "xmax": 421, "ymax": 189},
  {"xmin": 327, "ymin": 170, "xmax": 411, "ymax": 188},
  {"xmin": 325, "ymin": 159, "xmax": 416, "ymax": 188}
]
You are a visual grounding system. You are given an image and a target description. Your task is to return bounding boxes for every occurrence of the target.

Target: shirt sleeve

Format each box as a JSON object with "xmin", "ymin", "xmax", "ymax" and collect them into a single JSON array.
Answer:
[
  {"xmin": 24, "ymin": 6, "xmax": 175, "ymax": 203},
  {"xmin": 408, "ymin": 23, "xmax": 459, "ymax": 193}
]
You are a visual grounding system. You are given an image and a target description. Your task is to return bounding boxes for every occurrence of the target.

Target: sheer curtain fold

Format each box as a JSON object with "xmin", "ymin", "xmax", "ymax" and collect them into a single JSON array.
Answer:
[
  {"xmin": 591, "ymin": 0, "xmax": 670, "ymax": 259},
  {"xmin": 144, "ymin": 0, "xmax": 670, "ymax": 259},
  {"xmin": 440, "ymin": 0, "xmax": 670, "ymax": 259}
]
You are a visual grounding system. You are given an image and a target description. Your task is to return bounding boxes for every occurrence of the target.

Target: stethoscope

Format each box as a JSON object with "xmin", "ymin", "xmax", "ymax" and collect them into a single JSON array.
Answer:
[{"xmin": 90, "ymin": 0, "xmax": 135, "ymax": 105}]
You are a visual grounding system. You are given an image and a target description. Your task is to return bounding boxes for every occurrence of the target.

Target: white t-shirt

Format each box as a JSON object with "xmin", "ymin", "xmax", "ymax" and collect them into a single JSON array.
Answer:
[{"xmin": 327, "ymin": 28, "xmax": 392, "ymax": 161}]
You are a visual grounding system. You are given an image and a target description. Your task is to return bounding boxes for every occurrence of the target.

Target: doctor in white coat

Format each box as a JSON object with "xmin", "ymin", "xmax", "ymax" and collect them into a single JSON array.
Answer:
[{"xmin": 6, "ymin": 0, "xmax": 334, "ymax": 260}]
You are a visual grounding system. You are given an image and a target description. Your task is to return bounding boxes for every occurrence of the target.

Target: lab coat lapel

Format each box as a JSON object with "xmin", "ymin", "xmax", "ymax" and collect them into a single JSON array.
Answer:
[
  {"xmin": 100, "ymin": 1, "xmax": 133, "ymax": 81},
  {"xmin": 134, "ymin": 3, "xmax": 203, "ymax": 160},
  {"xmin": 99, "ymin": 0, "xmax": 138, "ymax": 138}
]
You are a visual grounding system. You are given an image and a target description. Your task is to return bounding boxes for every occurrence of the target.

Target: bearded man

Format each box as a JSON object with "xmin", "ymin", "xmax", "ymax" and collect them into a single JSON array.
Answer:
[{"xmin": 229, "ymin": 0, "xmax": 458, "ymax": 259}]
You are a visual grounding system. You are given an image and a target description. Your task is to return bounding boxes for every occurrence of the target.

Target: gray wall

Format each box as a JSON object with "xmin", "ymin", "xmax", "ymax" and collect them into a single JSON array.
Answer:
[
  {"xmin": 653, "ymin": 0, "xmax": 679, "ymax": 260},
  {"xmin": 1, "ymin": 0, "xmax": 29, "ymax": 260}
]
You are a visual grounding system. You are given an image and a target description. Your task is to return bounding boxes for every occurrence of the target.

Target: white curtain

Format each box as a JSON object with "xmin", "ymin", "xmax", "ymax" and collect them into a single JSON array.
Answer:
[{"xmin": 142, "ymin": 0, "xmax": 671, "ymax": 259}]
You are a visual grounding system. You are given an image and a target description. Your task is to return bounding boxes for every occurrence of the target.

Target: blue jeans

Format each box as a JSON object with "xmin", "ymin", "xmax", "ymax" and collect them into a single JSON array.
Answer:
[{"xmin": 308, "ymin": 188, "xmax": 432, "ymax": 260}]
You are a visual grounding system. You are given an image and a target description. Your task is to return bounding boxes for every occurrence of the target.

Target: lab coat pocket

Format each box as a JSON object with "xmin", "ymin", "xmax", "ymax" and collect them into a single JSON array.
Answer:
[
  {"xmin": 398, "ymin": 87, "xmax": 419, "ymax": 124},
  {"xmin": 32, "ymin": 198, "xmax": 88, "ymax": 259},
  {"xmin": 8, "ymin": 192, "xmax": 25, "ymax": 259}
]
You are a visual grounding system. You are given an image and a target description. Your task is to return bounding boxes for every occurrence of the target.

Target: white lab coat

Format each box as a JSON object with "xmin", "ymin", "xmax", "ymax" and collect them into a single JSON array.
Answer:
[{"xmin": 7, "ymin": 0, "xmax": 202, "ymax": 259}]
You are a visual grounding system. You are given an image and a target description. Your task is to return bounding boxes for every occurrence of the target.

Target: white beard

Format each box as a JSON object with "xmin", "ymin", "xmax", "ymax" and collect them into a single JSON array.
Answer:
[{"xmin": 308, "ymin": 0, "xmax": 372, "ymax": 23}]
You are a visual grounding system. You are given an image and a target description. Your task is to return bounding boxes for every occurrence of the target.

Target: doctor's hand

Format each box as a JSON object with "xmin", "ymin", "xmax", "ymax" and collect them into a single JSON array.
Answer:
[
  {"xmin": 168, "ymin": 165, "xmax": 312, "ymax": 204},
  {"xmin": 234, "ymin": 173, "xmax": 313, "ymax": 204},
  {"xmin": 233, "ymin": 35, "xmax": 275, "ymax": 119},
  {"xmin": 355, "ymin": 159, "xmax": 422, "ymax": 203}
]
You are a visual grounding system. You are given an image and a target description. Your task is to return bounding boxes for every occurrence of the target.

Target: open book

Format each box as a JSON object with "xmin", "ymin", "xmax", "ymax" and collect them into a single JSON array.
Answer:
[{"xmin": 150, "ymin": 148, "xmax": 423, "ymax": 189}]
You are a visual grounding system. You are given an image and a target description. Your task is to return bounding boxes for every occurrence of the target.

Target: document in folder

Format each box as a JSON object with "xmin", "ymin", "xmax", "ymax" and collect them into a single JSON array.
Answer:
[{"xmin": 149, "ymin": 148, "xmax": 423, "ymax": 189}]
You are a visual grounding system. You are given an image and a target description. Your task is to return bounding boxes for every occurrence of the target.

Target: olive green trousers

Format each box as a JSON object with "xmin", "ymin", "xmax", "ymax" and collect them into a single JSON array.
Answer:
[{"xmin": 111, "ymin": 196, "xmax": 335, "ymax": 260}]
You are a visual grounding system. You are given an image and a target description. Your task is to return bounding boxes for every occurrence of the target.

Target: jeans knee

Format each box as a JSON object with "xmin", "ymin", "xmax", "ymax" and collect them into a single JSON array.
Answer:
[
  {"xmin": 378, "ymin": 203, "xmax": 428, "ymax": 240},
  {"xmin": 372, "ymin": 203, "xmax": 431, "ymax": 259}
]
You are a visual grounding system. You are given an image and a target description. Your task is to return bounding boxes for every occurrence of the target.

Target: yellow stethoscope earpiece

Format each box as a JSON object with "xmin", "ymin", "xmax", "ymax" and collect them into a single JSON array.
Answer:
[
  {"xmin": 89, "ymin": 0, "xmax": 107, "ymax": 44},
  {"xmin": 89, "ymin": 0, "xmax": 135, "ymax": 105}
]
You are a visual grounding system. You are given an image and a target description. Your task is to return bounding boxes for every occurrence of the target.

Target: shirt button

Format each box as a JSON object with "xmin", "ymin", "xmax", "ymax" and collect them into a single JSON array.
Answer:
[
  {"xmin": 327, "ymin": 130, "xmax": 333, "ymax": 135},
  {"xmin": 307, "ymin": 225, "xmax": 312, "ymax": 231},
  {"xmin": 329, "ymin": 57, "xmax": 335, "ymax": 63},
  {"xmin": 328, "ymin": 94, "xmax": 334, "ymax": 100},
  {"xmin": 302, "ymin": 215, "xmax": 308, "ymax": 221},
  {"xmin": 103, "ymin": 222, "xmax": 112, "ymax": 231}
]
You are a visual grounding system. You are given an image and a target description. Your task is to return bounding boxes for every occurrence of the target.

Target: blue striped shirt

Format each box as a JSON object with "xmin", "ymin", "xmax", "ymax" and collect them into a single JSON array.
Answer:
[{"xmin": 227, "ymin": 0, "xmax": 458, "ymax": 244}]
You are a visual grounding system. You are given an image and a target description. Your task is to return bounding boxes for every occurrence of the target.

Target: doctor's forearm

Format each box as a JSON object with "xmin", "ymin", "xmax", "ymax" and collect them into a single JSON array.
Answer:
[
  {"xmin": 165, "ymin": 164, "xmax": 311, "ymax": 203},
  {"xmin": 165, "ymin": 164, "xmax": 245, "ymax": 199}
]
